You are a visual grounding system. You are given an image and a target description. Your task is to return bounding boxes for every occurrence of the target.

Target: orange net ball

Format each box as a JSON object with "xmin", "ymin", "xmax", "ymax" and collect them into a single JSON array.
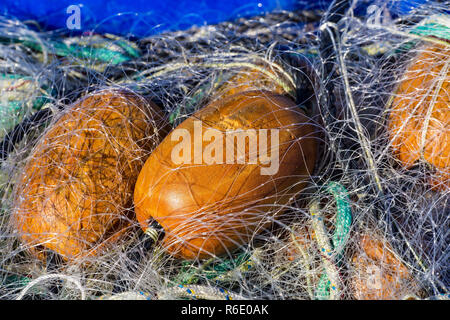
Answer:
[
  {"xmin": 12, "ymin": 89, "xmax": 165, "ymax": 261},
  {"xmin": 388, "ymin": 42, "xmax": 450, "ymax": 189}
]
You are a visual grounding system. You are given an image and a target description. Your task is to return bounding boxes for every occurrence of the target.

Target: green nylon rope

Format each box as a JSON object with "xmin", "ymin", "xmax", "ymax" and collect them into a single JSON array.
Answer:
[
  {"xmin": 410, "ymin": 15, "xmax": 450, "ymax": 42},
  {"xmin": 0, "ymin": 34, "xmax": 140, "ymax": 66},
  {"xmin": 311, "ymin": 182, "xmax": 352, "ymax": 300},
  {"xmin": 172, "ymin": 249, "xmax": 256, "ymax": 286},
  {"xmin": 21, "ymin": 38, "xmax": 139, "ymax": 65}
]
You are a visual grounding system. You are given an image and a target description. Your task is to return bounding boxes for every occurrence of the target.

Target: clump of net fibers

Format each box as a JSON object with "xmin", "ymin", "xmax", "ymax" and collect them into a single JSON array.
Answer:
[{"xmin": 315, "ymin": 1, "xmax": 449, "ymax": 300}]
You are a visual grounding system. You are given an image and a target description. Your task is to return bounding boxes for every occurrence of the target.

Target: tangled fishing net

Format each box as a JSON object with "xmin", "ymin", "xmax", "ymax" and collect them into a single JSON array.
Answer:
[{"xmin": 0, "ymin": 0, "xmax": 449, "ymax": 300}]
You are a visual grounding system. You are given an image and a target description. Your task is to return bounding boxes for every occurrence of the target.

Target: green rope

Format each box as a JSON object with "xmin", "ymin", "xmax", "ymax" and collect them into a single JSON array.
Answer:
[
  {"xmin": 311, "ymin": 182, "xmax": 352, "ymax": 300},
  {"xmin": 2, "ymin": 275, "xmax": 31, "ymax": 289},
  {"xmin": 0, "ymin": 34, "xmax": 140, "ymax": 67},
  {"xmin": 410, "ymin": 15, "xmax": 450, "ymax": 42},
  {"xmin": 388, "ymin": 14, "xmax": 450, "ymax": 57},
  {"xmin": 172, "ymin": 249, "xmax": 256, "ymax": 285}
]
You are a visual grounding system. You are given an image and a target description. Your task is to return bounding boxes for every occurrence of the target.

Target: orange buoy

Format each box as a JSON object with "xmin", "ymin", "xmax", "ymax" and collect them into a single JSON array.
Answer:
[
  {"xmin": 134, "ymin": 90, "xmax": 317, "ymax": 260},
  {"xmin": 12, "ymin": 89, "xmax": 165, "ymax": 261},
  {"xmin": 389, "ymin": 42, "xmax": 449, "ymax": 189}
]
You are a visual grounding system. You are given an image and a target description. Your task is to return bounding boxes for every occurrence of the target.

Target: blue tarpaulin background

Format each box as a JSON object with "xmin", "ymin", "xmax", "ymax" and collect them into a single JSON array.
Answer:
[{"xmin": 0, "ymin": 0, "xmax": 430, "ymax": 37}]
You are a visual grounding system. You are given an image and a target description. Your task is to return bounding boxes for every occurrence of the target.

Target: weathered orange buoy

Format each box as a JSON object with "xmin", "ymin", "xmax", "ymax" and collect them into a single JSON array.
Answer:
[
  {"xmin": 134, "ymin": 90, "xmax": 317, "ymax": 260},
  {"xmin": 389, "ymin": 42, "xmax": 449, "ymax": 189},
  {"xmin": 12, "ymin": 89, "xmax": 165, "ymax": 261}
]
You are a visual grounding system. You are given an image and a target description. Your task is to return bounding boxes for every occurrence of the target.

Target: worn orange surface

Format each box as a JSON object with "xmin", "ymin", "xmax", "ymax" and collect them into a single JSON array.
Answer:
[
  {"xmin": 135, "ymin": 90, "xmax": 317, "ymax": 260},
  {"xmin": 389, "ymin": 43, "xmax": 449, "ymax": 189},
  {"xmin": 12, "ymin": 89, "xmax": 165, "ymax": 261}
]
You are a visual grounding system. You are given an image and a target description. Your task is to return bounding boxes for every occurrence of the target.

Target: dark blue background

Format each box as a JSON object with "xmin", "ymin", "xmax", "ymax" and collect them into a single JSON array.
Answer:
[{"xmin": 0, "ymin": 0, "xmax": 430, "ymax": 37}]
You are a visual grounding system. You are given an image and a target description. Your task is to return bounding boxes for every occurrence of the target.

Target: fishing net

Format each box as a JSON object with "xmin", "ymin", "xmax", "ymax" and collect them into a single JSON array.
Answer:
[{"xmin": 0, "ymin": 1, "xmax": 449, "ymax": 300}]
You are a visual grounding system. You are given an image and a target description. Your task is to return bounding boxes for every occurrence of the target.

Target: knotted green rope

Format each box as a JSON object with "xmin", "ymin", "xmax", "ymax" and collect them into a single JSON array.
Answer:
[
  {"xmin": 410, "ymin": 15, "xmax": 450, "ymax": 42},
  {"xmin": 0, "ymin": 33, "xmax": 140, "ymax": 72},
  {"xmin": 172, "ymin": 249, "xmax": 258, "ymax": 285},
  {"xmin": 311, "ymin": 182, "xmax": 352, "ymax": 300}
]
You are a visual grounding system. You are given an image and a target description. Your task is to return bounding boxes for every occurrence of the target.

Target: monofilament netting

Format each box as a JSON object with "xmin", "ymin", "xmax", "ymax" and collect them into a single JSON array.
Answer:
[{"xmin": 0, "ymin": 0, "xmax": 448, "ymax": 300}]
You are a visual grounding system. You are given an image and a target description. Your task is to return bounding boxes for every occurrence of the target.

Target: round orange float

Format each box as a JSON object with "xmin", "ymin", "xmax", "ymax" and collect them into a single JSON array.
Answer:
[
  {"xmin": 12, "ymin": 89, "xmax": 165, "ymax": 261},
  {"xmin": 388, "ymin": 42, "xmax": 449, "ymax": 189},
  {"xmin": 134, "ymin": 90, "xmax": 318, "ymax": 260}
]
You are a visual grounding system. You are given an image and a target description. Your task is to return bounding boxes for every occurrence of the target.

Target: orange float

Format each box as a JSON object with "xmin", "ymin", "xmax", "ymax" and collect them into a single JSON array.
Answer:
[
  {"xmin": 12, "ymin": 89, "xmax": 165, "ymax": 261},
  {"xmin": 134, "ymin": 90, "xmax": 317, "ymax": 260},
  {"xmin": 388, "ymin": 42, "xmax": 449, "ymax": 189}
]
